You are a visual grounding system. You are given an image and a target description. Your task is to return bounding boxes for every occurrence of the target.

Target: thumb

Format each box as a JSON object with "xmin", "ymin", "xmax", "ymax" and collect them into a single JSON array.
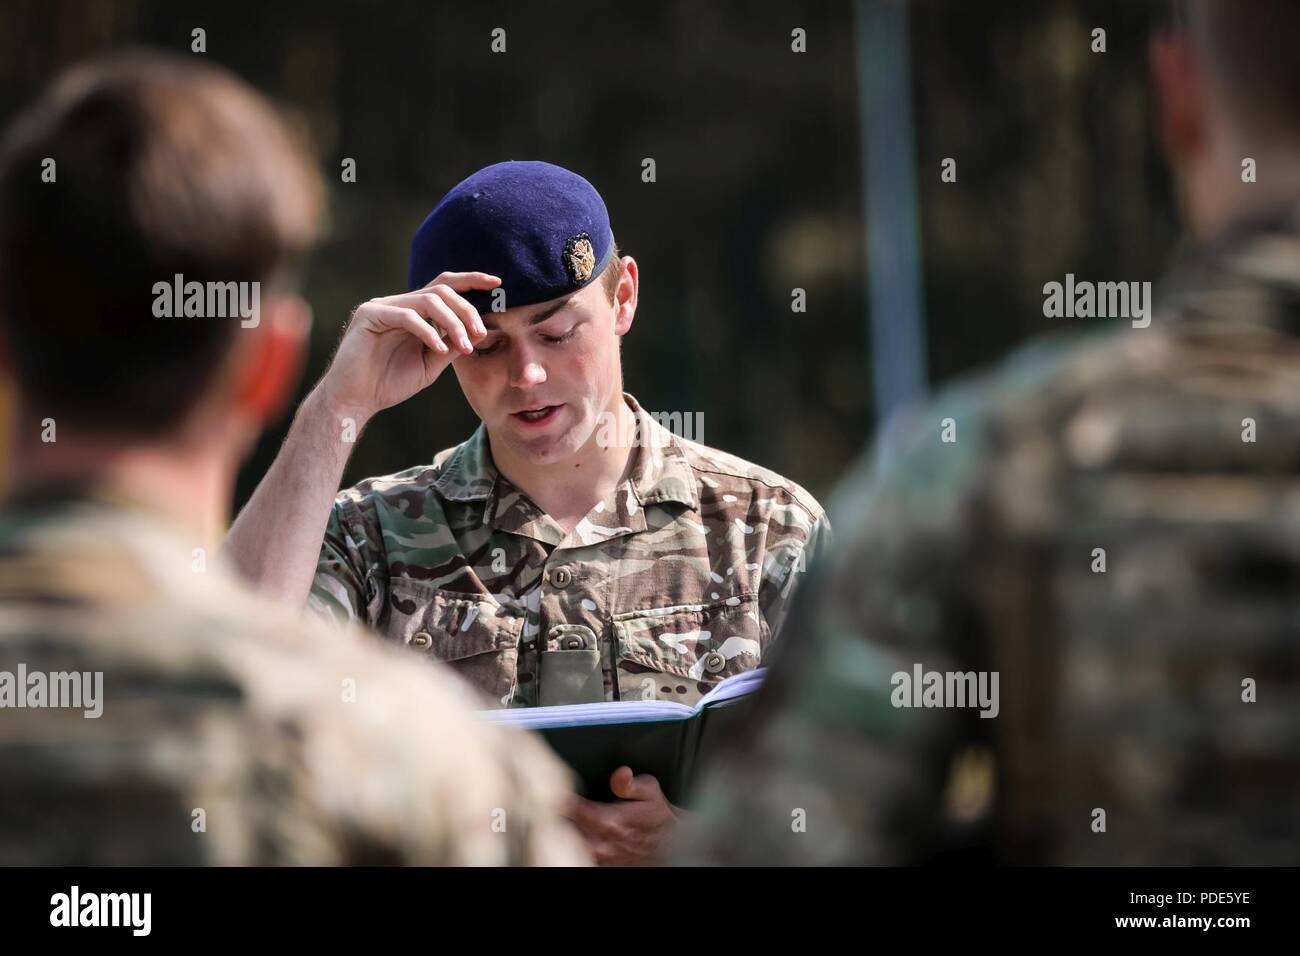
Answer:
[
  {"xmin": 421, "ymin": 344, "xmax": 456, "ymax": 387},
  {"xmin": 609, "ymin": 766, "xmax": 658, "ymax": 801}
]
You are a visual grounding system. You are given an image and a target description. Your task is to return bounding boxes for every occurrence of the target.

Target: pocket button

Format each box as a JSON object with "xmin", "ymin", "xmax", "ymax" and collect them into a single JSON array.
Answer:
[
  {"xmin": 703, "ymin": 651, "xmax": 727, "ymax": 674},
  {"xmin": 550, "ymin": 567, "xmax": 573, "ymax": 588},
  {"xmin": 409, "ymin": 631, "xmax": 433, "ymax": 649}
]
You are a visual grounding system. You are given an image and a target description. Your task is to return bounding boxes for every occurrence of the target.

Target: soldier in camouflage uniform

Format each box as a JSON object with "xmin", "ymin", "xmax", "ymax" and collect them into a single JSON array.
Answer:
[
  {"xmin": 0, "ymin": 53, "xmax": 585, "ymax": 865},
  {"xmin": 677, "ymin": 0, "xmax": 1300, "ymax": 865},
  {"xmin": 307, "ymin": 392, "xmax": 826, "ymax": 711},
  {"xmin": 226, "ymin": 160, "xmax": 828, "ymax": 863}
]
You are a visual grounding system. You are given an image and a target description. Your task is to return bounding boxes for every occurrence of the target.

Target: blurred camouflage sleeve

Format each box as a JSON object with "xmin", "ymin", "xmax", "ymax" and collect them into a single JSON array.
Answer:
[{"xmin": 676, "ymin": 387, "xmax": 996, "ymax": 864}]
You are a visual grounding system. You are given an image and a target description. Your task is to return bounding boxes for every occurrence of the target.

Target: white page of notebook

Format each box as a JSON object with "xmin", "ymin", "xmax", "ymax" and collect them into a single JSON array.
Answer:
[{"xmin": 478, "ymin": 667, "xmax": 766, "ymax": 730}]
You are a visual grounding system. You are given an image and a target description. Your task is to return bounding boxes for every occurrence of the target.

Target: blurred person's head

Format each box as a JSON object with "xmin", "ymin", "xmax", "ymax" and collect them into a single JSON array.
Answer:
[
  {"xmin": 408, "ymin": 160, "xmax": 639, "ymax": 473},
  {"xmin": 1151, "ymin": 0, "xmax": 1300, "ymax": 237},
  {"xmin": 0, "ymin": 51, "xmax": 321, "ymax": 523}
]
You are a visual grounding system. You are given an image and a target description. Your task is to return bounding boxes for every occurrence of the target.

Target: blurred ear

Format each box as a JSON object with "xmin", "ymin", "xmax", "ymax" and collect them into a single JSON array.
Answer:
[
  {"xmin": 1150, "ymin": 31, "xmax": 1205, "ymax": 168},
  {"xmin": 613, "ymin": 256, "xmax": 638, "ymax": 336},
  {"xmin": 231, "ymin": 294, "xmax": 312, "ymax": 426},
  {"xmin": 0, "ymin": 280, "xmax": 13, "ymax": 379},
  {"xmin": 0, "ymin": 313, "xmax": 11, "ymax": 379}
]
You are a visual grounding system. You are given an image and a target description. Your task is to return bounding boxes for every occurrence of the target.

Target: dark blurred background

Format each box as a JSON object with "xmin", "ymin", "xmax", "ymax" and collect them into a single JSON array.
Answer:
[{"xmin": 0, "ymin": 0, "xmax": 1178, "ymax": 513}]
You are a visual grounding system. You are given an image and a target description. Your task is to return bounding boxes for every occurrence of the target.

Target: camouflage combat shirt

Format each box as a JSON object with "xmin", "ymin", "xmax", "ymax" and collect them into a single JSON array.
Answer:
[
  {"xmin": 0, "ymin": 486, "xmax": 587, "ymax": 865},
  {"xmin": 309, "ymin": 393, "xmax": 830, "ymax": 708}
]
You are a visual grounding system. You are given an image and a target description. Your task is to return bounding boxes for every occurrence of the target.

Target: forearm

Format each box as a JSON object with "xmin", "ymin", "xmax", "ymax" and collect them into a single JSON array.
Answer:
[{"xmin": 224, "ymin": 385, "xmax": 369, "ymax": 606}]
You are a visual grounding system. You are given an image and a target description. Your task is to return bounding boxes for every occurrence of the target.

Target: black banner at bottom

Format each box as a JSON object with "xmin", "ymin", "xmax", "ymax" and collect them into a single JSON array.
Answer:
[{"xmin": 0, "ymin": 866, "xmax": 1282, "ymax": 941}]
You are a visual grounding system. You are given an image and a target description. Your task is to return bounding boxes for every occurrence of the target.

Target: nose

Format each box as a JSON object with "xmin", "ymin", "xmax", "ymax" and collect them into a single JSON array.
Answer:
[{"xmin": 508, "ymin": 344, "xmax": 547, "ymax": 389}]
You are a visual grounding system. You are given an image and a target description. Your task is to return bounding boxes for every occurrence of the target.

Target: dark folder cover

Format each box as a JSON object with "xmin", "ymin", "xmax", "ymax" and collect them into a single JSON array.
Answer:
[{"xmin": 479, "ymin": 668, "xmax": 764, "ymax": 803}]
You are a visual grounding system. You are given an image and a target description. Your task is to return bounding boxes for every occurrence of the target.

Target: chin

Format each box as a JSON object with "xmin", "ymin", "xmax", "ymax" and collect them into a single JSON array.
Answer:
[
  {"xmin": 500, "ymin": 421, "xmax": 564, "ymax": 460},
  {"xmin": 510, "ymin": 411, "xmax": 594, "ymax": 465}
]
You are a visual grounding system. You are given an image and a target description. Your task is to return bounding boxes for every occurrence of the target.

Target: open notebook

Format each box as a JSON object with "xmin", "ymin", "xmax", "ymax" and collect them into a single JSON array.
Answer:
[{"xmin": 478, "ymin": 668, "xmax": 765, "ymax": 803}]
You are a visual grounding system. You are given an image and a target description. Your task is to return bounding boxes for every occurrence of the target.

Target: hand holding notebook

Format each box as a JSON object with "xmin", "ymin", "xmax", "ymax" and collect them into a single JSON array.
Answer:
[{"xmin": 479, "ymin": 668, "xmax": 766, "ymax": 803}]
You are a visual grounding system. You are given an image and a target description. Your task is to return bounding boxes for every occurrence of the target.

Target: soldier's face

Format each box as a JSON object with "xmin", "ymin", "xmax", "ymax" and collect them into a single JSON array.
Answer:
[{"xmin": 451, "ymin": 276, "xmax": 631, "ymax": 466}]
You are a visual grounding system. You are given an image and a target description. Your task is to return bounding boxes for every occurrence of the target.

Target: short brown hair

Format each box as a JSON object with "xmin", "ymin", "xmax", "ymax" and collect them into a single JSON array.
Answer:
[
  {"xmin": 0, "ymin": 51, "xmax": 322, "ymax": 437},
  {"xmin": 599, "ymin": 242, "xmax": 622, "ymax": 303}
]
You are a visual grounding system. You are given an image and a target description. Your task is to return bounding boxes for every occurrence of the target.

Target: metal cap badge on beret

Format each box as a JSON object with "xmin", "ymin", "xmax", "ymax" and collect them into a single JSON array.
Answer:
[{"xmin": 408, "ymin": 160, "xmax": 615, "ymax": 313}]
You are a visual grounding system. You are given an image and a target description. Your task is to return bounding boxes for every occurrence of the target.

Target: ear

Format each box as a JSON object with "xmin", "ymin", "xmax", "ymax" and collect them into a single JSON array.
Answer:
[
  {"xmin": 0, "ymin": 316, "xmax": 11, "ymax": 379},
  {"xmin": 232, "ymin": 294, "xmax": 312, "ymax": 425},
  {"xmin": 0, "ymin": 287, "xmax": 14, "ymax": 379},
  {"xmin": 613, "ymin": 256, "xmax": 638, "ymax": 337},
  {"xmin": 1149, "ymin": 31, "xmax": 1205, "ymax": 168}
]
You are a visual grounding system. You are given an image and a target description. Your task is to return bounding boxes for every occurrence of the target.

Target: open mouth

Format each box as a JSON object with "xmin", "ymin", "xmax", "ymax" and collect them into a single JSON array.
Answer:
[{"xmin": 511, "ymin": 404, "xmax": 562, "ymax": 426}]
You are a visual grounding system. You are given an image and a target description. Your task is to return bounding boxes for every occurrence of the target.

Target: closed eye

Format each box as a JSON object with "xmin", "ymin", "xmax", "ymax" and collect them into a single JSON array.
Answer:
[
  {"xmin": 541, "ymin": 328, "xmax": 576, "ymax": 345},
  {"xmin": 473, "ymin": 324, "xmax": 577, "ymax": 355}
]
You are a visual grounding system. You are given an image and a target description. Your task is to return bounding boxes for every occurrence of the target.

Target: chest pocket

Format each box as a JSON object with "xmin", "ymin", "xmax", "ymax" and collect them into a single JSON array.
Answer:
[
  {"xmin": 612, "ymin": 594, "xmax": 768, "ymax": 707},
  {"xmin": 386, "ymin": 580, "xmax": 522, "ymax": 708}
]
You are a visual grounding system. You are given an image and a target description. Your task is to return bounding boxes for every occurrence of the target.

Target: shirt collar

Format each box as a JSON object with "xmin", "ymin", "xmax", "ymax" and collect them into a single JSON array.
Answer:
[
  {"xmin": 430, "ymin": 421, "xmax": 497, "ymax": 503},
  {"xmin": 1159, "ymin": 196, "xmax": 1300, "ymax": 334},
  {"xmin": 620, "ymin": 393, "xmax": 699, "ymax": 511}
]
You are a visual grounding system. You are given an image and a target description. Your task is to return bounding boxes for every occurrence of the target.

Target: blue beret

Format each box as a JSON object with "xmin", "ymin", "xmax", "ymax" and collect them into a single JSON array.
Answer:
[{"xmin": 408, "ymin": 160, "xmax": 615, "ymax": 313}]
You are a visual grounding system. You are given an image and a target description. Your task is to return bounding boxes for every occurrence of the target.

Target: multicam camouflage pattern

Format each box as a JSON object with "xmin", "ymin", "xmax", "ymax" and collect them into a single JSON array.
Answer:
[
  {"xmin": 309, "ymin": 393, "xmax": 830, "ymax": 708},
  {"xmin": 678, "ymin": 204, "xmax": 1300, "ymax": 866},
  {"xmin": 0, "ymin": 488, "xmax": 586, "ymax": 865}
]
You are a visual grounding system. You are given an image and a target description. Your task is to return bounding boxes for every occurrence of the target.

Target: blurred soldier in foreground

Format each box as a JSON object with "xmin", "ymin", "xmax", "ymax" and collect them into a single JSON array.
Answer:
[
  {"xmin": 679, "ymin": 0, "xmax": 1300, "ymax": 865},
  {"xmin": 0, "ymin": 52, "xmax": 585, "ymax": 865}
]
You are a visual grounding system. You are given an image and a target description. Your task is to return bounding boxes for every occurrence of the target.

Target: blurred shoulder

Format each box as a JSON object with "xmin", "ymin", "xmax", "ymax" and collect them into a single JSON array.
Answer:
[{"xmin": 0, "ymin": 501, "xmax": 582, "ymax": 865}]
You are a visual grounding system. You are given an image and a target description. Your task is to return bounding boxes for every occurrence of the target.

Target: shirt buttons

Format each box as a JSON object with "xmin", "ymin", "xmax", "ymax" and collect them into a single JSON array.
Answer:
[
  {"xmin": 703, "ymin": 651, "xmax": 727, "ymax": 674},
  {"xmin": 409, "ymin": 631, "xmax": 433, "ymax": 649},
  {"xmin": 550, "ymin": 567, "xmax": 573, "ymax": 588}
]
